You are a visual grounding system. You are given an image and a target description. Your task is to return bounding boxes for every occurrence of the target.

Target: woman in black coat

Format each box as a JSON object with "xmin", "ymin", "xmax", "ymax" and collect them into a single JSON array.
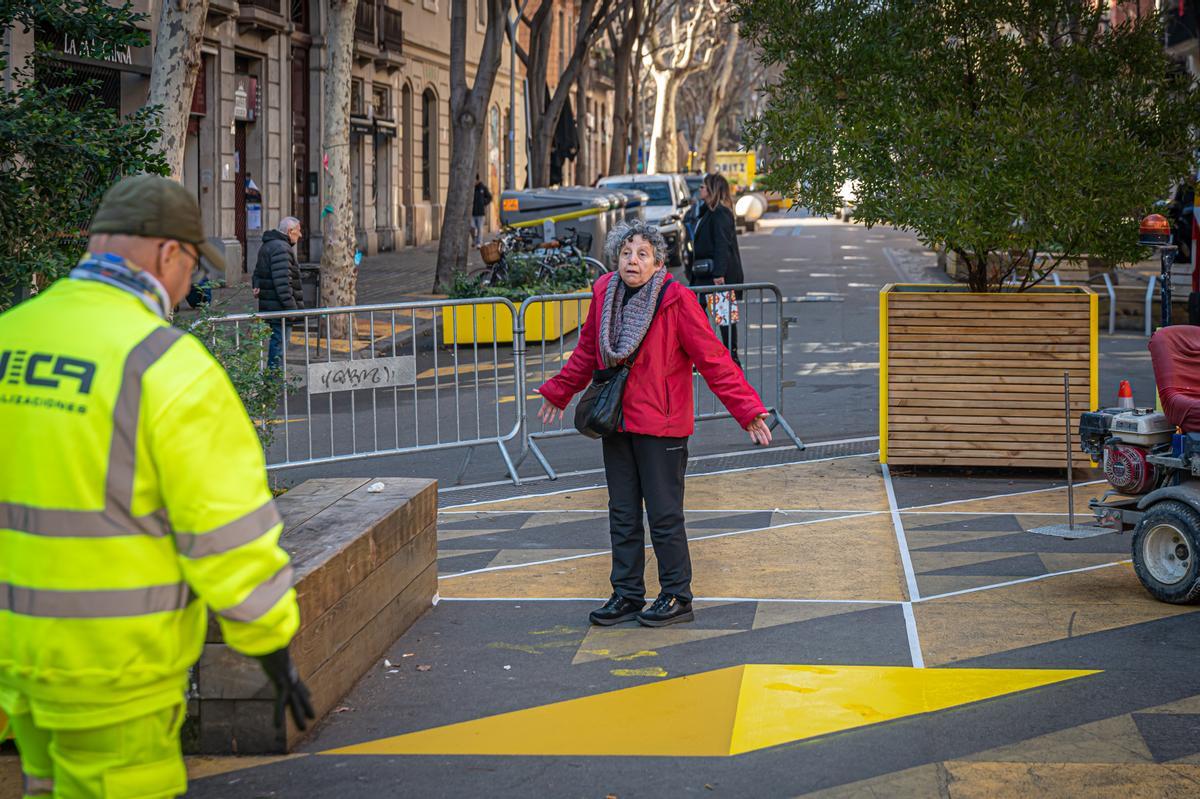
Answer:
[{"xmin": 689, "ymin": 172, "xmax": 743, "ymax": 364}]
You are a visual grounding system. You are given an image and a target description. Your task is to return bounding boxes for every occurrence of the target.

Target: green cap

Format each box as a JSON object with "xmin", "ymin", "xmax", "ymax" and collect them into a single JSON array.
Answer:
[{"xmin": 89, "ymin": 174, "xmax": 227, "ymax": 272}]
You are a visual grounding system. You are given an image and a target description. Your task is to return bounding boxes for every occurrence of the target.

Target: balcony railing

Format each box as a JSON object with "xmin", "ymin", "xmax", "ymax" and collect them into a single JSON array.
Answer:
[
  {"xmin": 355, "ymin": 1, "xmax": 377, "ymax": 43},
  {"xmin": 242, "ymin": 0, "xmax": 282, "ymax": 14},
  {"xmin": 381, "ymin": 6, "xmax": 403, "ymax": 51}
]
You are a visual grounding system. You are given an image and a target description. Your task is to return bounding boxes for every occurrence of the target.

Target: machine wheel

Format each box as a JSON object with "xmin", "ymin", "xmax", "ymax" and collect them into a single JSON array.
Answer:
[{"xmin": 1131, "ymin": 500, "xmax": 1200, "ymax": 604}]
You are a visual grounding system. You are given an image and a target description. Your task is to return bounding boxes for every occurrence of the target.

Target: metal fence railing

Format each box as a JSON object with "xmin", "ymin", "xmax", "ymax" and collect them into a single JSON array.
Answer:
[
  {"xmin": 209, "ymin": 297, "xmax": 522, "ymax": 483},
  {"xmin": 516, "ymin": 282, "xmax": 805, "ymax": 480},
  {"xmin": 208, "ymin": 282, "xmax": 802, "ymax": 485}
]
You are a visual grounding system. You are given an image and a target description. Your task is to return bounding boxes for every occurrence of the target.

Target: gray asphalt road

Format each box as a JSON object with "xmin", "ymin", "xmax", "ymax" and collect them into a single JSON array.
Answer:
[{"xmin": 268, "ymin": 212, "xmax": 1154, "ymax": 492}]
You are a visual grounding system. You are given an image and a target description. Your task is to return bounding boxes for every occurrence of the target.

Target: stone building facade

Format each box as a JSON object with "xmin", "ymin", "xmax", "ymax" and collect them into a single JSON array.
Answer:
[
  {"xmin": 3, "ymin": 0, "xmax": 544, "ymax": 279},
  {"xmin": 4, "ymin": 0, "xmax": 611, "ymax": 280}
]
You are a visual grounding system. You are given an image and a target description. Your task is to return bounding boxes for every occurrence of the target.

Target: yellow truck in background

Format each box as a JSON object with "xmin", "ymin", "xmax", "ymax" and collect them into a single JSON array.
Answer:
[
  {"xmin": 712, "ymin": 150, "xmax": 793, "ymax": 211},
  {"xmin": 713, "ymin": 151, "xmax": 756, "ymax": 194}
]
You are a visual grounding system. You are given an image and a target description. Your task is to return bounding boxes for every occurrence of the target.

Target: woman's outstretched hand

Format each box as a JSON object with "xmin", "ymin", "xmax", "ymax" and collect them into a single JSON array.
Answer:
[
  {"xmin": 746, "ymin": 413, "xmax": 772, "ymax": 446},
  {"xmin": 538, "ymin": 398, "xmax": 565, "ymax": 425}
]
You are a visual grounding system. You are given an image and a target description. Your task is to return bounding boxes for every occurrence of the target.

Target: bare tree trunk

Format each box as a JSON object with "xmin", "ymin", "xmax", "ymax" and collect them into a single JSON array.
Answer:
[
  {"xmin": 606, "ymin": 9, "xmax": 636, "ymax": 175},
  {"xmin": 147, "ymin": 0, "xmax": 210, "ymax": 177},
  {"xmin": 647, "ymin": 69, "xmax": 673, "ymax": 174},
  {"xmin": 699, "ymin": 23, "xmax": 738, "ymax": 172},
  {"xmin": 576, "ymin": 62, "xmax": 591, "ymax": 184},
  {"xmin": 435, "ymin": 0, "xmax": 510, "ymax": 289},
  {"xmin": 646, "ymin": 0, "xmax": 716, "ymax": 175},
  {"xmin": 320, "ymin": 0, "xmax": 358, "ymax": 334},
  {"xmin": 519, "ymin": 0, "xmax": 616, "ymax": 186}
]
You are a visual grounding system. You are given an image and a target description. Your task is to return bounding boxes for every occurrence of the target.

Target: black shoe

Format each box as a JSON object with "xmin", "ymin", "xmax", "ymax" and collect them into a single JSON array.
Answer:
[
  {"xmin": 589, "ymin": 593, "xmax": 645, "ymax": 626},
  {"xmin": 637, "ymin": 593, "xmax": 694, "ymax": 627}
]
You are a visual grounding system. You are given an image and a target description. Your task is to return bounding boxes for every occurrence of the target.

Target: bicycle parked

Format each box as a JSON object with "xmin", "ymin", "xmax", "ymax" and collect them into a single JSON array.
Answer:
[{"xmin": 472, "ymin": 225, "xmax": 607, "ymax": 288}]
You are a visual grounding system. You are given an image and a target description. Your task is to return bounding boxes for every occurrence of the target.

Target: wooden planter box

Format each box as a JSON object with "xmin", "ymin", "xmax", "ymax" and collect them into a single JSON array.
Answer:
[
  {"xmin": 186, "ymin": 477, "xmax": 437, "ymax": 754},
  {"xmin": 880, "ymin": 284, "xmax": 1098, "ymax": 468}
]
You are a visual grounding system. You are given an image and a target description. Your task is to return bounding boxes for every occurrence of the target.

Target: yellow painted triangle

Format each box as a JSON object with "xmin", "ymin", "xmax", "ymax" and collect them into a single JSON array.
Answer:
[
  {"xmin": 327, "ymin": 665, "xmax": 745, "ymax": 757},
  {"xmin": 322, "ymin": 665, "xmax": 1098, "ymax": 758},
  {"xmin": 729, "ymin": 665, "xmax": 1097, "ymax": 755}
]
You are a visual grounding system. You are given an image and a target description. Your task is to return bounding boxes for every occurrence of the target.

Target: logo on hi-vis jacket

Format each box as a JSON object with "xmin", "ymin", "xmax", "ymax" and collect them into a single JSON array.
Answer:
[{"xmin": 0, "ymin": 349, "xmax": 96, "ymax": 415}]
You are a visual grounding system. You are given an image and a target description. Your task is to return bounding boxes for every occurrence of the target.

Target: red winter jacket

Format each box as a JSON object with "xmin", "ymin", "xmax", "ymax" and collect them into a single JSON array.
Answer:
[{"xmin": 538, "ymin": 272, "xmax": 767, "ymax": 438}]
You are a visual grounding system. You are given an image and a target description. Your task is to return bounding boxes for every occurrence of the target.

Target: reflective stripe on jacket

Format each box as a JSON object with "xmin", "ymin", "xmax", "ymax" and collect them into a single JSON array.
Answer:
[
  {"xmin": 0, "ymin": 278, "xmax": 299, "ymax": 715},
  {"xmin": 538, "ymin": 272, "xmax": 766, "ymax": 437}
]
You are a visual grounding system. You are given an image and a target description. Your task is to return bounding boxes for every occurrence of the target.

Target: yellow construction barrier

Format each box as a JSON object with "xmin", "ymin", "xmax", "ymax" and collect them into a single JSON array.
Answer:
[{"xmin": 442, "ymin": 298, "xmax": 589, "ymax": 345}]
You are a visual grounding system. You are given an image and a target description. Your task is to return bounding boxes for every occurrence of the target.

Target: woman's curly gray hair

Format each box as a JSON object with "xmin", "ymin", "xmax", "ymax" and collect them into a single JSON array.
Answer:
[{"xmin": 605, "ymin": 220, "xmax": 669, "ymax": 265}]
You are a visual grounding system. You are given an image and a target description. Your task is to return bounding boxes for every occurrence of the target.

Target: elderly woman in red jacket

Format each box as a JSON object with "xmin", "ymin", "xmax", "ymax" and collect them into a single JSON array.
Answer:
[{"xmin": 537, "ymin": 220, "xmax": 771, "ymax": 627}]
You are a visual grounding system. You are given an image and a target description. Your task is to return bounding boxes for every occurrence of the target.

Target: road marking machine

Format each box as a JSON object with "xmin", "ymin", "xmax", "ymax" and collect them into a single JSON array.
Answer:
[{"xmin": 1030, "ymin": 214, "xmax": 1200, "ymax": 603}]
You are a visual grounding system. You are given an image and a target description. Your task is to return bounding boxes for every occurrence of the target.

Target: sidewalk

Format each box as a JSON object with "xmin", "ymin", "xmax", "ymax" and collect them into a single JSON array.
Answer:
[
  {"xmin": 352, "ymin": 240, "xmax": 487, "ymax": 304},
  {"xmin": 201, "ymin": 240, "xmax": 483, "ymax": 316}
]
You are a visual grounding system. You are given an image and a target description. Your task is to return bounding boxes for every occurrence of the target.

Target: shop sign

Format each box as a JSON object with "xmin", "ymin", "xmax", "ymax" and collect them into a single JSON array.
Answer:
[
  {"xmin": 233, "ymin": 76, "xmax": 258, "ymax": 122},
  {"xmin": 37, "ymin": 24, "xmax": 152, "ymax": 74}
]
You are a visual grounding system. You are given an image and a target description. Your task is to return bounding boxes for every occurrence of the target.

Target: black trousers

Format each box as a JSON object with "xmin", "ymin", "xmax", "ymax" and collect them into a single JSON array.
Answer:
[{"xmin": 602, "ymin": 432, "xmax": 692, "ymax": 602}]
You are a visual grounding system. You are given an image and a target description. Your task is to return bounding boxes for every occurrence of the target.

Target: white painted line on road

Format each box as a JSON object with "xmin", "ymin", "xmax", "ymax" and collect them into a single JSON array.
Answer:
[
  {"xmin": 440, "ymin": 442, "xmax": 881, "ymax": 507},
  {"xmin": 441, "ymin": 508, "xmax": 880, "ymax": 515},
  {"xmin": 882, "ymin": 465, "xmax": 921, "ymax": 602},
  {"xmin": 438, "ymin": 436, "xmax": 882, "ymax": 497},
  {"xmin": 901, "ymin": 603, "xmax": 925, "ymax": 668},
  {"xmin": 883, "ymin": 463, "xmax": 924, "ymax": 668},
  {"xmin": 899, "ymin": 511, "xmax": 1073, "ymax": 517},
  {"xmin": 437, "ymin": 511, "xmax": 883, "ymax": 580},
  {"xmin": 436, "ymin": 596, "xmax": 904, "ymax": 605},
  {"xmin": 438, "ymin": 508, "xmax": 1078, "ymax": 517},
  {"xmin": 915, "ymin": 560, "xmax": 1132, "ymax": 603},
  {"xmin": 882, "ymin": 247, "xmax": 909, "ymax": 282},
  {"xmin": 899, "ymin": 480, "xmax": 1106, "ymax": 512}
]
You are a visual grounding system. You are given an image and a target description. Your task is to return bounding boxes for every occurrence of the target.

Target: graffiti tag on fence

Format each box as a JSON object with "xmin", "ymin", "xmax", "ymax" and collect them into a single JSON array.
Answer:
[{"xmin": 307, "ymin": 356, "xmax": 416, "ymax": 395}]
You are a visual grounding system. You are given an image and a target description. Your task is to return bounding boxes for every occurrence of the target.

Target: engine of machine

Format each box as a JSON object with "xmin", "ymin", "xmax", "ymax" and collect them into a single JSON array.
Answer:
[{"xmin": 1079, "ymin": 408, "xmax": 1175, "ymax": 494}]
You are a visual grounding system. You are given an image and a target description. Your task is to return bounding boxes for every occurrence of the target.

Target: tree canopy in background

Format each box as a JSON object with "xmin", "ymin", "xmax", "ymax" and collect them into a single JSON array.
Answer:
[
  {"xmin": 736, "ymin": 0, "xmax": 1200, "ymax": 291},
  {"xmin": 0, "ymin": 0, "xmax": 167, "ymax": 309}
]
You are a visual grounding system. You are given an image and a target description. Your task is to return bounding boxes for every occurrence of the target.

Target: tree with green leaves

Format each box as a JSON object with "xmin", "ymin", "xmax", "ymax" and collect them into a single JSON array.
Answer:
[
  {"xmin": 0, "ymin": 0, "xmax": 168, "ymax": 309},
  {"xmin": 736, "ymin": 0, "xmax": 1200, "ymax": 291}
]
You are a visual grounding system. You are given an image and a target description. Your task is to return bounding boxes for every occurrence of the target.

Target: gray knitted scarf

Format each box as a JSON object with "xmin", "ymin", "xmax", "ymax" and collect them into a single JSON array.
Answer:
[{"xmin": 599, "ymin": 269, "xmax": 667, "ymax": 367}]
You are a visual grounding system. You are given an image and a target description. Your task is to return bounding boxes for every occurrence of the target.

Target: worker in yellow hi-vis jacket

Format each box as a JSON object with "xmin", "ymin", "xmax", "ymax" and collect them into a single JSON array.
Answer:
[{"xmin": 0, "ymin": 174, "xmax": 313, "ymax": 798}]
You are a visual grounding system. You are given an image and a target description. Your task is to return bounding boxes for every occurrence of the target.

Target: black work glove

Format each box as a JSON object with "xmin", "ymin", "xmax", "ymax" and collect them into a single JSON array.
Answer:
[{"xmin": 256, "ymin": 647, "xmax": 316, "ymax": 731}]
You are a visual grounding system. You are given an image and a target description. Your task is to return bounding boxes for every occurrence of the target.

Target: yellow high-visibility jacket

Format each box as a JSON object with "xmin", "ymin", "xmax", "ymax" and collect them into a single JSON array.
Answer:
[{"xmin": 0, "ymin": 276, "xmax": 300, "ymax": 727}]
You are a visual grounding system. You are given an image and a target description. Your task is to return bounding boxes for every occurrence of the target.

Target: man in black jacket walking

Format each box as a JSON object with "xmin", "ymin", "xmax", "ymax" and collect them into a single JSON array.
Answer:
[
  {"xmin": 253, "ymin": 216, "xmax": 304, "ymax": 369},
  {"xmin": 472, "ymin": 176, "xmax": 492, "ymax": 247}
]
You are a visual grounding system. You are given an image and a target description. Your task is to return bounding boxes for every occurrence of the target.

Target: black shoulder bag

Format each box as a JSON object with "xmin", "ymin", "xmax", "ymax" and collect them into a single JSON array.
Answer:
[{"xmin": 574, "ymin": 285, "xmax": 668, "ymax": 439}]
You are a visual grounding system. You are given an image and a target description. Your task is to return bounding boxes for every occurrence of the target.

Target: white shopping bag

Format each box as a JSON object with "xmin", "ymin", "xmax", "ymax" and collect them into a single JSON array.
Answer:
[{"xmin": 706, "ymin": 291, "xmax": 739, "ymax": 326}]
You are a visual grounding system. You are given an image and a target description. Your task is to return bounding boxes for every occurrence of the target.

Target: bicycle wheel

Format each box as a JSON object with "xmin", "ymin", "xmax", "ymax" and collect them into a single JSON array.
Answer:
[
  {"xmin": 582, "ymin": 257, "xmax": 609, "ymax": 281},
  {"xmin": 468, "ymin": 265, "xmax": 500, "ymax": 287}
]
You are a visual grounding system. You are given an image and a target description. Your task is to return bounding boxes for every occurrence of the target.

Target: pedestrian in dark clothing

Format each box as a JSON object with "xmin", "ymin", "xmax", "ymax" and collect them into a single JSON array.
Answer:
[
  {"xmin": 690, "ymin": 173, "xmax": 744, "ymax": 364},
  {"xmin": 537, "ymin": 220, "xmax": 772, "ymax": 629},
  {"xmin": 472, "ymin": 176, "xmax": 492, "ymax": 247},
  {"xmin": 253, "ymin": 217, "xmax": 304, "ymax": 369}
]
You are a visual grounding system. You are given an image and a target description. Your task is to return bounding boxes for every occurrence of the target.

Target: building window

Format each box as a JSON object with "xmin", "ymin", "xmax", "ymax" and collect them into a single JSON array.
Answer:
[
  {"xmin": 372, "ymin": 84, "xmax": 391, "ymax": 121},
  {"xmin": 350, "ymin": 78, "xmax": 364, "ymax": 117},
  {"xmin": 421, "ymin": 88, "xmax": 437, "ymax": 202},
  {"xmin": 290, "ymin": 0, "xmax": 308, "ymax": 31},
  {"xmin": 476, "ymin": 0, "xmax": 486, "ymax": 27},
  {"xmin": 558, "ymin": 11, "xmax": 565, "ymax": 75}
]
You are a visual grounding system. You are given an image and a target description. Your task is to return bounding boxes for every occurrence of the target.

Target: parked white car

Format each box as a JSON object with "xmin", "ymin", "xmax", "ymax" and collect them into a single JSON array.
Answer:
[{"xmin": 597, "ymin": 174, "xmax": 689, "ymax": 267}]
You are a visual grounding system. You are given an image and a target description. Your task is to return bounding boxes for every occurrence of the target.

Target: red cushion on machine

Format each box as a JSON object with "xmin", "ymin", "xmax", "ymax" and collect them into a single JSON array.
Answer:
[{"xmin": 1149, "ymin": 325, "xmax": 1200, "ymax": 432}]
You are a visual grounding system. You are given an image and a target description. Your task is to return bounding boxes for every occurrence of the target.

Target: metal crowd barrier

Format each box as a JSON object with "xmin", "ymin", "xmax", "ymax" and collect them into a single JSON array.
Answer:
[
  {"xmin": 208, "ymin": 282, "xmax": 801, "ymax": 486},
  {"xmin": 208, "ymin": 298, "xmax": 522, "ymax": 483},
  {"xmin": 516, "ymin": 282, "xmax": 805, "ymax": 480}
]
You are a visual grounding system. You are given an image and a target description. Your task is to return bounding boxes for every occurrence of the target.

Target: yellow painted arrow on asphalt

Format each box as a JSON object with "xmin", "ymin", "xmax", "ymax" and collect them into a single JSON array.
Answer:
[{"xmin": 322, "ymin": 664, "xmax": 1097, "ymax": 758}]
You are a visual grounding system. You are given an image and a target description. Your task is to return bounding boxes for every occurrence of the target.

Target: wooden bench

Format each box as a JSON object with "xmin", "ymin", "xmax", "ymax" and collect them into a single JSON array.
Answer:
[{"xmin": 185, "ymin": 477, "xmax": 438, "ymax": 754}]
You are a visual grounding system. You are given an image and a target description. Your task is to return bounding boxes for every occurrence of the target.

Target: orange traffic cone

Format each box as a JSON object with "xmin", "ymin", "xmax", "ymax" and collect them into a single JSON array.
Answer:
[{"xmin": 1117, "ymin": 380, "xmax": 1134, "ymax": 409}]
